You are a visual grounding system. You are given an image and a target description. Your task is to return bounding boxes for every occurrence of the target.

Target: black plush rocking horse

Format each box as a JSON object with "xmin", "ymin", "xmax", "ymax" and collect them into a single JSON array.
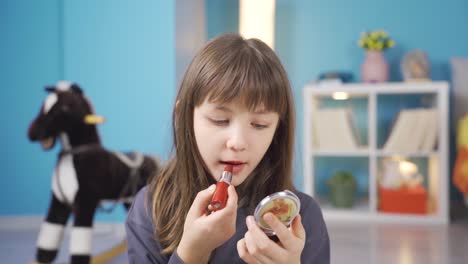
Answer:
[{"xmin": 28, "ymin": 81, "xmax": 159, "ymax": 264}]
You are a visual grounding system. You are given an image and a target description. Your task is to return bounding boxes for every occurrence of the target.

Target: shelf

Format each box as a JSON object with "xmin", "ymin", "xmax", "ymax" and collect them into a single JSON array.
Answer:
[
  {"xmin": 303, "ymin": 82, "xmax": 449, "ymax": 224},
  {"xmin": 307, "ymin": 90, "xmax": 370, "ymax": 99},
  {"xmin": 304, "ymin": 81, "xmax": 448, "ymax": 95},
  {"xmin": 310, "ymin": 150, "xmax": 439, "ymax": 158},
  {"xmin": 311, "ymin": 147, "xmax": 370, "ymax": 157},
  {"xmin": 317, "ymin": 197, "xmax": 370, "ymax": 213},
  {"xmin": 376, "ymin": 150, "xmax": 439, "ymax": 157}
]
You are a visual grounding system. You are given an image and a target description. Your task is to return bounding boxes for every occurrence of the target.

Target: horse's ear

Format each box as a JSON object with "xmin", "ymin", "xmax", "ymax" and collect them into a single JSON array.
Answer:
[
  {"xmin": 70, "ymin": 84, "xmax": 83, "ymax": 94},
  {"xmin": 45, "ymin": 86, "xmax": 56, "ymax": 93}
]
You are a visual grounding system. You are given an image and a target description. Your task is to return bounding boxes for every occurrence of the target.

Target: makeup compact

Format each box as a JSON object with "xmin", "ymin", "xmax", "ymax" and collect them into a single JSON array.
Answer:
[{"xmin": 253, "ymin": 190, "xmax": 301, "ymax": 236}]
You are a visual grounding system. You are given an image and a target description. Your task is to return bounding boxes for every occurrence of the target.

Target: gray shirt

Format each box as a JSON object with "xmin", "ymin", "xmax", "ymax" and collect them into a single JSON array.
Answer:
[{"xmin": 126, "ymin": 186, "xmax": 330, "ymax": 263}]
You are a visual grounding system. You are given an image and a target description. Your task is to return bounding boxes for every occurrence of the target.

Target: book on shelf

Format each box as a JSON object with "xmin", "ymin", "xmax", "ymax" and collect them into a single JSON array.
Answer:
[
  {"xmin": 420, "ymin": 109, "xmax": 438, "ymax": 151},
  {"xmin": 383, "ymin": 110, "xmax": 416, "ymax": 152},
  {"xmin": 383, "ymin": 108, "xmax": 438, "ymax": 152},
  {"xmin": 312, "ymin": 108, "xmax": 360, "ymax": 151}
]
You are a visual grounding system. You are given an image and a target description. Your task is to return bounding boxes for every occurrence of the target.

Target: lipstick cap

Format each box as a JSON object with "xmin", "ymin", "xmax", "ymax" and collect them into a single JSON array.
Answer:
[{"xmin": 253, "ymin": 190, "xmax": 301, "ymax": 236}]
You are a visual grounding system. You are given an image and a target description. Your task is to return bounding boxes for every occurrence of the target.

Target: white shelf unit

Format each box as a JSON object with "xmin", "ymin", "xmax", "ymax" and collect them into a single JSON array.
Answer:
[{"xmin": 303, "ymin": 82, "xmax": 449, "ymax": 224}]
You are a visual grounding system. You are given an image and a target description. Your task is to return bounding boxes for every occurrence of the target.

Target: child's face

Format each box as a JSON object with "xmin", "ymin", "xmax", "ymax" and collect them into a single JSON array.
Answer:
[{"xmin": 193, "ymin": 99, "xmax": 279, "ymax": 186}]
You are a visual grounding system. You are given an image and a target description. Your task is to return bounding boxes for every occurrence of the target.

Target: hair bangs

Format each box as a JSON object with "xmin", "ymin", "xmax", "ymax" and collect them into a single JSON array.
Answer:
[{"xmin": 200, "ymin": 50, "xmax": 288, "ymax": 119}]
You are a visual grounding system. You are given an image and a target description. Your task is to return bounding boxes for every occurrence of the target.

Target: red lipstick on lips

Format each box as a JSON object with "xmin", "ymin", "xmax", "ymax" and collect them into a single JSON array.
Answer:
[
  {"xmin": 223, "ymin": 161, "xmax": 244, "ymax": 174},
  {"xmin": 210, "ymin": 165, "xmax": 233, "ymax": 211},
  {"xmin": 224, "ymin": 161, "xmax": 243, "ymax": 165}
]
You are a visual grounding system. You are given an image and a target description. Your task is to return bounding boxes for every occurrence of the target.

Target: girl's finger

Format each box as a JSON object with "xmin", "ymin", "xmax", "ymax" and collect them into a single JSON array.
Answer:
[
  {"xmin": 244, "ymin": 231, "xmax": 273, "ymax": 264},
  {"xmin": 263, "ymin": 213, "xmax": 296, "ymax": 250},
  {"xmin": 245, "ymin": 216, "xmax": 281, "ymax": 258},
  {"xmin": 225, "ymin": 185, "xmax": 238, "ymax": 209},
  {"xmin": 291, "ymin": 214, "xmax": 306, "ymax": 241},
  {"xmin": 187, "ymin": 184, "xmax": 216, "ymax": 217},
  {"xmin": 237, "ymin": 238, "xmax": 256, "ymax": 263}
]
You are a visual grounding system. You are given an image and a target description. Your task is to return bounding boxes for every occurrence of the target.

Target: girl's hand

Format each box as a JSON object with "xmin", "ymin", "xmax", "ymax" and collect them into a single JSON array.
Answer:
[
  {"xmin": 237, "ymin": 213, "xmax": 306, "ymax": 264},
  {"xmin": 178, "ymin": 184, "xmax": 238, "ymax": 264}
]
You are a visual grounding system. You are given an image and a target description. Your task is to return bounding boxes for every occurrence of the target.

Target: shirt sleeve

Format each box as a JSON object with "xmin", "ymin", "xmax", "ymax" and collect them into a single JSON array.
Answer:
[
  {"xmin": 297, "ymin": 192, "xmax": 331, "ymax": 264},
  {"xmin": 125, "ymin": 186, "xmax": 185, "ymax": 264}
]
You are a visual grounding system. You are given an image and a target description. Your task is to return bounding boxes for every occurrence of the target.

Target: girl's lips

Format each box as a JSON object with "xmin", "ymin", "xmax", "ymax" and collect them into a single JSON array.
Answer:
[
  {"xmin": 221, "ymin": 161, "xmax": 246, "ymax": 174},
  {"xmin": 223, "ymin": 160, "xmax": 244, "ymax": 165},
  {"xmin": 231, "ymin": 163, "xmax": 245, "ymax": 174}
]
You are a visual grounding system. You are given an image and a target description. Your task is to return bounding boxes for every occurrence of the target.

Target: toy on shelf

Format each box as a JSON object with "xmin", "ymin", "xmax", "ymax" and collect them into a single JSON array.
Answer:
[
  {"xmin": 401, "ymin": 50, "xmax": 431, "ymax": 81},
  {"xmin": 380, "ymin": 158, "xmax": 423, "ymax": 189},
  {"xmin": 28, "ymin": 81, "xmax": 159, "ymax": 264},
  {"xmin": 379, "ymin": 158, "xmax": 427, "ymax": 214}
]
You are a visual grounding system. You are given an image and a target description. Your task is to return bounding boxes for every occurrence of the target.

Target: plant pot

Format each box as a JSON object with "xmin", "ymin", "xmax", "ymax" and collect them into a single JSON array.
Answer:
[
  {"xmin": 329, "ymin": 183, "xmax": 356, "ymax": 208},
  {"xmin": 361, "ymin": 50, "xmax": 389, "ymax": 83}
]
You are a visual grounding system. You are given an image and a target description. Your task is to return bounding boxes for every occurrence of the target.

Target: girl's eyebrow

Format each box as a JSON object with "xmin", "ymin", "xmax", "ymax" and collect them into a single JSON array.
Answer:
[
  {"xmin": 213, "ymin": 104, "xmax": 272, "ymax": 115},
  {"xmin": 214, "ymin": 105, "xmax": 232, "ymax": 113},
  {"xmin": 253, "ymin": 109, "xmax": 269, "ymax": 114}
]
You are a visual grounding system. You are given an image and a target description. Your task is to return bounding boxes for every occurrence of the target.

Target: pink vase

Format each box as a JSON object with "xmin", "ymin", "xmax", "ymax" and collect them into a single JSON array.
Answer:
[{"xmin": 361, "ymin": 50, "xmax": 389, "ymax": 83}]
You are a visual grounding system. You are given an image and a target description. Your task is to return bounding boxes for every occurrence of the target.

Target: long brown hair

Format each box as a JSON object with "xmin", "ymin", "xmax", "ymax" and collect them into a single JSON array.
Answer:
[{"xmin": 149, "ymin": 33, "xmax": 296, "ymax": 254}]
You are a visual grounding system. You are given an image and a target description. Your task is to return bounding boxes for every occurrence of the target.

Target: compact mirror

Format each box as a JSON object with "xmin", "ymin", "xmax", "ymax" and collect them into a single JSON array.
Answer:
[{"xmin": 253, "ymin": 190, "xmax": 301, "ymax": 236}]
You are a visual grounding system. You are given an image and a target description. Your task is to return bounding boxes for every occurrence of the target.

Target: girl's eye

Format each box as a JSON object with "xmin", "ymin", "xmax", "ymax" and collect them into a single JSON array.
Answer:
[
  {"xmin": 252, "ymin": 123, "xmax": 268, "ymax": 130},
  {"xmin": 209, "ymin": 118, "xmax": 229, "ymax": 126}
]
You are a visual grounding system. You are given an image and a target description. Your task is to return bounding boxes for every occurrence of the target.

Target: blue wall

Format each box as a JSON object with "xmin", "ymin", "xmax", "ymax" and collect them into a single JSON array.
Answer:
[
  {"xmin": 63, "ymin": 1, "xmax": 174, "ymax": 155},
  {"xmin": 206, "ymin": 0, "xmax": 468, "ymax": 191},
  {"xmin": 1, "ymin": 0, "xmax": 175, "ymax": 221},
  {"xmin": 1, "ymin": 0, "xmax": 63, "ymax": 215},
  {"xmin": 206, "ymin": 0, "xmax": 239, "ymax": 39},
  {"xmin": 2, "ymin": 0, "xmax": 468, "ymax": 219}
]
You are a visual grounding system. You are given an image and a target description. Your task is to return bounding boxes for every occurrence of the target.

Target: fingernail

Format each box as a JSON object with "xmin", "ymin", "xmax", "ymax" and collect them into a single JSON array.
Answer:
[
  {"xmin": 246, "ymin": 215, "xmax": 255, "ymax": 226},
  {"xmin": 264, "ymin": 213, "xmax": 273, "ymax": 223},
  {"xmin": 209, "ymin": 184, "xmax": 216, "ymax": 191}
]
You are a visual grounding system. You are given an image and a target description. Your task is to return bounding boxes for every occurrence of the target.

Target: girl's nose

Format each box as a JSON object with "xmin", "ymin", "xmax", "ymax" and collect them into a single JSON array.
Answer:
[{"xmin": 226, "ymin": 126, "xmax": 247, "ymax": 152}]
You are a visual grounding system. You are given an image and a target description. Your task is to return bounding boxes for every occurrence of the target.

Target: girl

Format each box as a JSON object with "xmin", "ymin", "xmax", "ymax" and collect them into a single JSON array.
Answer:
[{"xmin": 125, "ymin": 33, "xmax": 330, "ymax": 263}]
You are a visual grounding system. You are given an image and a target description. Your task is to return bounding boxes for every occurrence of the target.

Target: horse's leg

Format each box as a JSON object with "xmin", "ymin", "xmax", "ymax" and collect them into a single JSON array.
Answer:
[
  {"xmin": 69, "ymin": 194, "xmax": 98, "ymax": 264},
  {"xmin": 36, "ymin": 193, "xmax": 72, "ymax": 263}
]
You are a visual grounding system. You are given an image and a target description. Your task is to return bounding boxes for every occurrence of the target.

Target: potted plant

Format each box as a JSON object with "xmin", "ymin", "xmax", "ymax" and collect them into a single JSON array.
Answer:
[
  {"xmin": 327, "ymin": 171, "xmax": 356, "ymax": 208},
  {"xmin": 358, "ymin": 30, "xmax": 395, "ymax": 83}
]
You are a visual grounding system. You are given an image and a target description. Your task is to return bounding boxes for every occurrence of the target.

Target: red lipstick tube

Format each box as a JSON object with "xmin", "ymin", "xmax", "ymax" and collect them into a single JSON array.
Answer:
[{"xmin": 210, "ymin": 165, "xmax": 233, "ymax": 211}]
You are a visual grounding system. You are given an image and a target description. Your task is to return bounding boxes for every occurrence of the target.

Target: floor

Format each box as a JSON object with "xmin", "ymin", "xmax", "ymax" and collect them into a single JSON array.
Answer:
[
  {"xmin": 1, "ymin": 217, "xmax": 467, "ymax": 263},
  {"xmin": 0, "ymin": 217, "xmax": 128, "ymax": 264},
  {"xmin": 327, "ymin": 218, "xmax": 468, "ymax": 264}
]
